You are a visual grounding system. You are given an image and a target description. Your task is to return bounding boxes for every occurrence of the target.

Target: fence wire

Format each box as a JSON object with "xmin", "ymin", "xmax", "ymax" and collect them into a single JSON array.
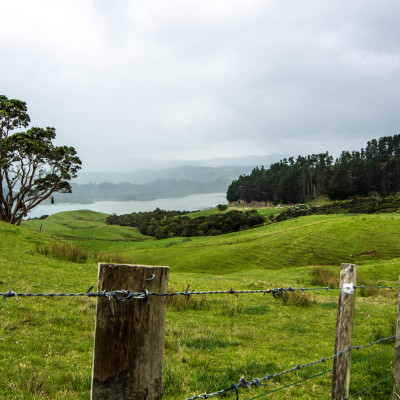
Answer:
[
  {"xmin": 1, "ymin": 282, "xmax": 399, "ymax": 398},
  {"xmin": 184, "ymin": 334, "xmax": 399, "ymax": 400},
  {"xmin": 1, "ymin": 284, "xmax": 399, "ymax": 305},
  {"xmin": 251, "ymin": 347, "xmax": 396, "ymax": 400}
]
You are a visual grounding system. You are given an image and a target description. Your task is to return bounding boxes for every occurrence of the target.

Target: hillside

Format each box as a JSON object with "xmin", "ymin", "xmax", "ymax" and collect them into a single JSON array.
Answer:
[
  {"xmin": 23, "ymin": 210, "xmax": 400, "ymax": 274},
  {"xmin": 23, "ymin": 210, "xmax": 150, "ymax": 242},
  {"xmin": 1, "ymin": 210, "xmax": 399, "ymax": 399}
]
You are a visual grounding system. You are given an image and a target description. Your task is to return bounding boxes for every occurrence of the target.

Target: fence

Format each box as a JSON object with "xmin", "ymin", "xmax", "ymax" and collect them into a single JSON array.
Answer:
[{"xmin": 2, "ymin": 263, "xmax": 400, "ymax": 400}]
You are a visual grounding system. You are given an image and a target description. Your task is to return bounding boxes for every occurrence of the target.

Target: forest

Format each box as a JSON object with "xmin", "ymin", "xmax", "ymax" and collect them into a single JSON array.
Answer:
[{"xmin": 226, "ymin": 135, "xmax": 400, "ymax": 204}]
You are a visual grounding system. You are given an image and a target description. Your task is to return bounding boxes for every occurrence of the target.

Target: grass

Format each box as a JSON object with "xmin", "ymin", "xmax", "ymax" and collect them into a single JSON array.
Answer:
[
  {"xmin": 1, "ymin": 210, "xmax": 400, "ymax": 399},
  {"xmin": 310, "ymin": 267, "xmax": 339, "ymax": 287},
  {"xmin": 36, "ymin": 242, "xmax": 89, "ymax": 263},
  {"xmin": 24, "ymin": 210, "xmax": 150, "ymax": 242},
  {"xmin": 87, "ymin": 213, "xmax": 400, "ymax": 274}
]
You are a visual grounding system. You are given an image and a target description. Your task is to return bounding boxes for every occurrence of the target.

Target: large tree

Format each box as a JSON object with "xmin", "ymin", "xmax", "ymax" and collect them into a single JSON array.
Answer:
[{"xmin": 0, "ymin": 95, "xmax": 81, "ymax": 225}]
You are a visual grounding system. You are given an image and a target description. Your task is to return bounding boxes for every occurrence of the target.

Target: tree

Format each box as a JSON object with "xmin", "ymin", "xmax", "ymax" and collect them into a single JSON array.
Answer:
[{"xmin": 0, "ymin": 95, "xmax": 81, "ymax": 225}]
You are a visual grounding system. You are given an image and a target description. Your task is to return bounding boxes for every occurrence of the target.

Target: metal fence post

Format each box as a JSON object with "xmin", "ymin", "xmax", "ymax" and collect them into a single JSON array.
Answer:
[{"xmin": 91, "ymin": 263, "xmax": 169, "ymax": 400}]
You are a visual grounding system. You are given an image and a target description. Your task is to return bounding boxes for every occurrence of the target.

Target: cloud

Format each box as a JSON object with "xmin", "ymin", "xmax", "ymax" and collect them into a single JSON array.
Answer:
[{"xmin": 1, "ymin": 0, "xmax": 400, "ymax": 170}]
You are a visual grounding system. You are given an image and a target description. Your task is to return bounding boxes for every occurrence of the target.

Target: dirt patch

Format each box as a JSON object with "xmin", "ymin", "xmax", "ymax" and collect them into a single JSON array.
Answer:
[{"xmin": 358, "ymin": 251, "xmax": 377, "ymax": 256}]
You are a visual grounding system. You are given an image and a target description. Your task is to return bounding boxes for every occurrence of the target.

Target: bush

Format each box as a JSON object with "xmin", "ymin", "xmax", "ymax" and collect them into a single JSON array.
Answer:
[
  {"xmin": 217, "ymin": 204, "xmax": 228, "ymax": 211},
  {"xmin": 275, "ymin": 204, "xmax": 313, "ymax": 222},
  {"xmin": 107, "ymin": 208, "xmax": 265, "ymax": 239}
]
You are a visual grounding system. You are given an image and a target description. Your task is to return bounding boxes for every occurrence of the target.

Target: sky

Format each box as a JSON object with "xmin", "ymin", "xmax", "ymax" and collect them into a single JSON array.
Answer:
[{"xmin": 1, "ymin": 0, "xmax": 400, "ymax": 172}]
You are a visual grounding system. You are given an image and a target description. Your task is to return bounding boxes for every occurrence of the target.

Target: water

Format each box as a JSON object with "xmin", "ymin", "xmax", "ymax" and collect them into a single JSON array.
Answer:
[{"xmin": 26, "ymin": 192, "xmax": 228, "ymax": 218}]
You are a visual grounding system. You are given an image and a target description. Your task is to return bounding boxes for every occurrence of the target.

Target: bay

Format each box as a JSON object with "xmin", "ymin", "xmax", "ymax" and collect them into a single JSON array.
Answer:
[{"xmin": 26, "ymin": 192, "xmax": 228, "ymax": 219}]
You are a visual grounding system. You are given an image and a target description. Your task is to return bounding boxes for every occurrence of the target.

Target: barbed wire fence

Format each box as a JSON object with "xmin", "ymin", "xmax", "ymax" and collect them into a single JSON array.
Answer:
[
  {"xmin": 184, "ymin": 335, "xmax": 398, "ymax": 400},
  {"xmin": 1, "ymin": 263, "xmax": 400, "ymax": 399},
  {"xmin": 2, "ymin": 284, "xmax": 399, "ymax": 304}
]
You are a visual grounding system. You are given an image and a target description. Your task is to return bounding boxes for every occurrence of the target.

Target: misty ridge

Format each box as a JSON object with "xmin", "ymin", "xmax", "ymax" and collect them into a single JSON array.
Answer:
[{"xmin": 52, "ymin": 155, "xmax": 286, "ymax": 204}]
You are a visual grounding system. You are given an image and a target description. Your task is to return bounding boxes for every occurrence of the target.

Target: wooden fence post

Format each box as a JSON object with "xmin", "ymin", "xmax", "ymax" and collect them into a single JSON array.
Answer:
[
  {"xmin": 393, "ymin": 276, "xmax": 400, "ymax": 400},
  {"xmin": 91, "ymin": 263, "xmax": 169, "ymax": 400},
  {"xmin": 331, "ymin": 263, "xmax": 358, "ymax": 400}
]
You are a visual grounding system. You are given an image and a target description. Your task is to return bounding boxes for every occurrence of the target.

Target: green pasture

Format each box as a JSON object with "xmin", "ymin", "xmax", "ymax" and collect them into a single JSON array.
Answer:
[
  {"xmin": 24, "ymin": 210, "xmax": 149, "ymax": 242},
  {"xmin": 0, "ymin": 210, "xmax": 399, "ymax": 399}
]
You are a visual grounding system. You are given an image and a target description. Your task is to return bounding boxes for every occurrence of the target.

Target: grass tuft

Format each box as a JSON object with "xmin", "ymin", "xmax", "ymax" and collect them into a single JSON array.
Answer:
[
  {"xmin": 280, "ymin": 291, "xmax": 316, "ymax": 307},
  {"xmin": 310, "ymin": 267, "xmax": 339, "ymax": 287},
  {"xmin": 36, "ymin": 242, "xmax": 88, "ymax": 263},
  {"xmin": 166, "ymin": 286, "xmax": 209, "ymax": 311},
  {"xmin": 96, "ymin": 251, "xmax": 135, "ymax": 264}
]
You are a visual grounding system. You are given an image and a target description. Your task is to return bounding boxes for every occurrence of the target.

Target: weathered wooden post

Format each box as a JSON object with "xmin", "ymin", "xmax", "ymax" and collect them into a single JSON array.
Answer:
[
  {"xmin": 91, "ymin": 263, "xmax": 169, "ymax": 400},
  {"xmin": 393, "ymin": 276, "xmax": 400, "ymax": 400},
  {"xmin": 331, "ymin": 263, "xmax": 358, "ymax": 400}
]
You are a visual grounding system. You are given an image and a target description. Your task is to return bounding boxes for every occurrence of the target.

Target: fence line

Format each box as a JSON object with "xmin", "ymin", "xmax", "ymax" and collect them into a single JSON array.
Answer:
[
  {"xmin": 2, "ymin": 263, "xmax": 400, "ymax": 399},
  {"xmin": 2, "ymin": 284, "xmax": 399, "ymax": 305},
  {"xmin": 248, "ymin": 368, "xmax": 334, "ymax": 399},
  {"xmin": 184, "ymin": 335, "xmax": 399, "ymax": 400},
  {"xmin": 250, "ymin": 347, "xmax": 397, "ymax": 400}
]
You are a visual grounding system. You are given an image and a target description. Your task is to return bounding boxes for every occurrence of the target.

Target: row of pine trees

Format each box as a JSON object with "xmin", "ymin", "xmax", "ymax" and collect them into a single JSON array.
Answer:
[{"xmin": 226, "ymin": 135, "xmax": 400, "ymax": 204}]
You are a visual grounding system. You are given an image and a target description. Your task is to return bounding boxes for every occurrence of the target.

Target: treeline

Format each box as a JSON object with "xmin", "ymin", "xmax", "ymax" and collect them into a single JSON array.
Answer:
[
  {"xmin": 227, "ymin": 135, "xmax": 400, "ymax": 203},
  {"xmin": 106, "ymin": 208, "xmax": 265, "ymax": 239},
  {"xmin": 53, "ymin": 178, "xmax": 228, "ymax": 204}
]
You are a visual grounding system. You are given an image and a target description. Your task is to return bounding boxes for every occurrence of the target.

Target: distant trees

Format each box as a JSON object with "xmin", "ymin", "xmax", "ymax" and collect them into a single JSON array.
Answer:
[
  {"xmin": 226, "ymin": 135, "xmax": 400, "ymax": 204},
  {"xmin": 106, "ymin": 208, "xmax": 266, "ymax": 239},
  {"xmin": 0, "ymin": 95, "xmax": 81, "ymax": 225}
]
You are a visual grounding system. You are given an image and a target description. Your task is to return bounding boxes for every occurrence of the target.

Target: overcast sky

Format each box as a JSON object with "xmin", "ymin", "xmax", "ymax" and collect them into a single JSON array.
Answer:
[{"xmin": 2, "ymin": 0, "xmax": 400, "ymax": 171}]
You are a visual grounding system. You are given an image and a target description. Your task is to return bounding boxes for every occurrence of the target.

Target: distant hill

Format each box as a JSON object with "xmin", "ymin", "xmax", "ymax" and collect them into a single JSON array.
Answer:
[
  {"xmin": 51, "ymin": 154, "xmax": 288, "ymax": 204},
  {"xmin": 72, "ymin": 166, "xmax": 254, "ymax": 185},
  {"xmin": 73, "ymin": 154, "xmax": 287, "ymax": 185}
]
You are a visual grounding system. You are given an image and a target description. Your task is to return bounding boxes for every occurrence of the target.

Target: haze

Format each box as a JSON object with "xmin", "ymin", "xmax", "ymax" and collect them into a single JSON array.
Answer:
[{"xmin": 2, "ymin": 0, "xmax": 400, "ymax": 172}]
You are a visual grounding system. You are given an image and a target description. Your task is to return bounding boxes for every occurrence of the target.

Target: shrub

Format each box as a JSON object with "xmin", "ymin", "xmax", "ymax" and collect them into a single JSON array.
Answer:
[
  {"xmin": 217, "ymin": 204, "xmax": 228, "ymax": 211},
  {"xmin": 275, "ymin": 204, "xmax": 313, "ymax": 222},
  {"xmin": 107, "ymin": 208, "xmax": 265, "ymax": 238}
]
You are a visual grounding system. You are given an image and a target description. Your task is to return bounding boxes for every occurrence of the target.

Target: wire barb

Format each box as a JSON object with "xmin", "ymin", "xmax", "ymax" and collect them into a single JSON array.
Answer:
[{"xmin": 3, "ymin": 289, "xmax": 17, "ymax": 305}]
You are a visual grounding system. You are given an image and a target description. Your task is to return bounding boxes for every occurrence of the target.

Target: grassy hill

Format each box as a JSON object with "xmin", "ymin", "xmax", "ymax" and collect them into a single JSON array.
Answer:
[
  {"xmin": 1, "ymin": 209, "xmax": 399, "ymax": 399},
  {"xmin": 24, "ymin": 210, "xmax": 150, "ymax": 241}
]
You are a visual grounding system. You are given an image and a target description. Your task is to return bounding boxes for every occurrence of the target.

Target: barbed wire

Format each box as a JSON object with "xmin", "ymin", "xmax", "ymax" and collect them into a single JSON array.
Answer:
[
  {"xmin": 251, "ymin": 347, "xmax": 396, "ymax": 399},
  {"xmin": 247, "ymin": 368, "xmax": 334, "ymax": 399},
  {"xmin": 1, "ymin": 284, "xmax": 398, "ymax": 305},
  {"xmin": 184, "ymin": 335, "xmax": 399, "ymax": 400}
]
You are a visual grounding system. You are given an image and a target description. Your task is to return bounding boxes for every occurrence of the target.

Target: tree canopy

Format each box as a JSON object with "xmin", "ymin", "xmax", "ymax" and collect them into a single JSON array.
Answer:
[
  {"xmin": 0, "ymin": 95, "xmax": 81, "ymax": 224},
  {"xmin": 227, "ymin": 134, "xmax": 400, "ymax": 204}
]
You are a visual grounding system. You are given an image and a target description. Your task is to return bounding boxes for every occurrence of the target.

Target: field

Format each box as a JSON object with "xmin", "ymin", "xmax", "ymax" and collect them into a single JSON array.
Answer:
[{"xmin": 0, "ymin": 208, "xmax": 399, "ymax": 399}]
